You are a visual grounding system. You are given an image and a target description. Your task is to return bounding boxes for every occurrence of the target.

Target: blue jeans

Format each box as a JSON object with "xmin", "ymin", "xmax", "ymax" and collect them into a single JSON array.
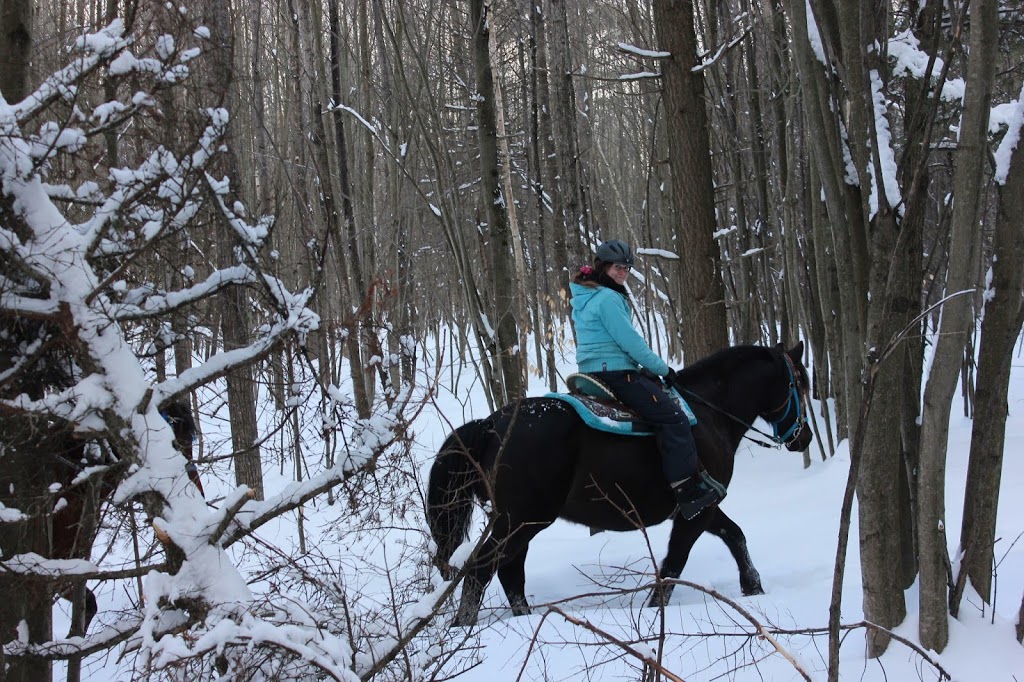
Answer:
[{"xmin": 591, "ymin": 370, "xmax": 697, "ymax": 483}]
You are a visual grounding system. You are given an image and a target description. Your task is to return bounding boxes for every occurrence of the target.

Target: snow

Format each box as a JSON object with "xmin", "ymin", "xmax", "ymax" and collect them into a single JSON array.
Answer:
[
  {"xmin": 888, "ymin": 29, "xmax": 965, "ymax": 102},
  {"xmin": 636, "ymin": 247, "xmax": 679, "ymax": 260},
  {"xmin": 0, "ymin": 502, "xmax": 28, "ymax": 523},
  {"xmin": 5, "ymin": 11, "xmax": 1024, "ymax": 682},
  {"xmin": 805, "ymin": 1, "xmax": 827, "ymax": 66},
  {"xmin": 869, "ymin": 69, "xmax": 903, "ymax": 216},
  {"xmin": 619, "ymin": 71, "xmax": 659, "ymax": 81},
  {"xmin": 26, "ymin": 319, "xmax": 1024, "ymax": 681},
  {"xmin": 618, "ymin": 42, "xmax": 670, "ymax": 59},
  {"xmin": 992, "ymin": 84, "xmax": 1024, "ymax": 185}
]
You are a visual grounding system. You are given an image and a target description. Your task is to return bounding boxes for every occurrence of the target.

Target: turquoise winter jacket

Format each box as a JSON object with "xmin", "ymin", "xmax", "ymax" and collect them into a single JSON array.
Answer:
[{"xmin": 570, "ymin": 282, "xmax": 669, "ymax": 376}]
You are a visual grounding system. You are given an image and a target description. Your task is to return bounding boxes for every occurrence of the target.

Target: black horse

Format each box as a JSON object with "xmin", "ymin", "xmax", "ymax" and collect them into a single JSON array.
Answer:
[
  {"xmin": 427, "ymin": 343, "xmax": 814, "ymax": 626},
  {"xmin": 52, "ymin": 400, "xmax": 202, "ymax": 634}
]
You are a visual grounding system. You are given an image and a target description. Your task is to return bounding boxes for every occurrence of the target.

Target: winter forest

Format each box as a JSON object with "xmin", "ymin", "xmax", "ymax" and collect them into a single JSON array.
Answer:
[{"xmin": 2, "ymin": 0, "xmax": 1024, "ymax": 679}]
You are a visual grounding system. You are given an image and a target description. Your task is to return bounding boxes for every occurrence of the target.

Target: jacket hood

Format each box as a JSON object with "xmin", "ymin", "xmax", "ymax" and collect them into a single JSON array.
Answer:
[{"xmin": 569, "ymin": 282, "xmax": 602, "ymax": 313}]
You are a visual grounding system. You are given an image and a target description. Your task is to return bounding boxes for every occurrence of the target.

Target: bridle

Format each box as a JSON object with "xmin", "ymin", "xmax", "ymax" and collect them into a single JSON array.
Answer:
[
  {"xmin": 761, "ymin": 350, "xmax": 807, "ymax": 447},
  {"xmin": 674, "ymin": 347, "xmax": 808, "ymax": 449}
]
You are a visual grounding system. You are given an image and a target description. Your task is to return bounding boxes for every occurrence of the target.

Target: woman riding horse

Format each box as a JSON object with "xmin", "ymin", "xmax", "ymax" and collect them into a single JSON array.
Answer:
[
  {"xmin": 428, "ymin": 340, "xmax": 813, "ymax": 627},
  {"xmin": 571, "ymin": 239, "xmax": 725, "ymax": 520}
]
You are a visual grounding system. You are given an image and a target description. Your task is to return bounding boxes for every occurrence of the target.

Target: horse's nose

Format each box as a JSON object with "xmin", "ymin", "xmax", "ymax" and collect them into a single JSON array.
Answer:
[{"xmin": 786, "ymin": 423, "xmax": 813, "ymax": 452}]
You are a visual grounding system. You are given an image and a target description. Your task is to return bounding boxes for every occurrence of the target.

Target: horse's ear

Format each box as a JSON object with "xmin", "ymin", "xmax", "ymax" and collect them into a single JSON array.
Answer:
[{"xmin": 788, "ymin": 341, "xmax": 805, "ymax": 363}]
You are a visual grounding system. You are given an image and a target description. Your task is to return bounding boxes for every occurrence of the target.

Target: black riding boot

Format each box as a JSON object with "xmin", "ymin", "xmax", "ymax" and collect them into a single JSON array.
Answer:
[{"xmin": 671, "ymin": 472, "xmax": 727, "ymax": 520}]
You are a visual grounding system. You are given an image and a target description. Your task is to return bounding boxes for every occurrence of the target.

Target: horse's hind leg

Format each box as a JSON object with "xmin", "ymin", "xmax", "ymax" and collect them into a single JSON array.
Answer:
[
  {"xmin": 497, "ymin": 523, "xmax": 550, "ymax": 617},
  {"xmin": 706, "ymin": 508, "xmax": 763, "ymax": 595},
  {"xmin": 452, "ymin": 536, "xmax": 499, "ymax": 627},
  {"xmin": 452, "ymin": 520, "xmax": 518, "ymax": 627},
  {"xmin": 453, "ymin": 519, "xmax": 551, "ymax": 625},
  {"xmin": 497, "ymin": 548, "xmax": 530, "ymax": 616}
]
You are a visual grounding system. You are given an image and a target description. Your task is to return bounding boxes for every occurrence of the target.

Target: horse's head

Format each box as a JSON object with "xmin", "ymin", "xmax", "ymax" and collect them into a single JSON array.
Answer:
[
  {"xmin": 159, "ymin": 400, "xmax": 205, "ymax": 497},
  {"xmin": 160, "ymin": 400, "xmax": 197, "ymax": 452},
  {"xmin": 762, "ymin": 342, "xmax": 814, "ymax": 452}
]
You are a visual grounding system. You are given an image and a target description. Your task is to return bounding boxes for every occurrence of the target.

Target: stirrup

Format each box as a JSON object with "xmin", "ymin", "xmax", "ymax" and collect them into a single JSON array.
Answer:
[
  {"xmin": 698, "ymin": 471, "xmax": 728, "ymax": 499},
  {"xmin": 672, "ymin": 476, "xmax": 725, "ymax": 520}
]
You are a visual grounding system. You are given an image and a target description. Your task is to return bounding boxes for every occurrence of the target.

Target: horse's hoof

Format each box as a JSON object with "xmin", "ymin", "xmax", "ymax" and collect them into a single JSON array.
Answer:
[
  {"xmin": 450, "ymin": 615, "xmax": 476, "ymax": 628},
  {"xmin": 509, "ymin": 595, "xmax": 532, "ymax": 617},
  {"xmin": 646, "ymin": 586, "xmax": 674, "ymax": 608},
  {"xmin": 742, "ymin": 584, "xmax": 765, "ymax": 596}
]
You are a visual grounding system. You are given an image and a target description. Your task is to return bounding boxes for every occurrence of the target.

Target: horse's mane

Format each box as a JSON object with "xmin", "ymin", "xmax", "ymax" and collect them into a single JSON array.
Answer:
[{"xmin": 674, "ymin": 345, "xmax": 773, "ymax": 386}]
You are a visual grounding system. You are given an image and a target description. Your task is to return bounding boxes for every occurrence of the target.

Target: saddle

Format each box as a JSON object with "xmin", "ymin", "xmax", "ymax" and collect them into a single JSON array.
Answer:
[{"xmin": 545, "ymin": 372, "xmax": 697, "ymax": 437}]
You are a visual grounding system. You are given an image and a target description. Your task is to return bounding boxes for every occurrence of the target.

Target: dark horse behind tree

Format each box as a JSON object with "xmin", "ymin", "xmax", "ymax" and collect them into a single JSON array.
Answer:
[
  {"xmin": 50, "ymin": 400, "xmax": 202, "ymax": 635},
  {"xmin": 427, "ymin": 343, "xmax": 813, "ymax": 626}
]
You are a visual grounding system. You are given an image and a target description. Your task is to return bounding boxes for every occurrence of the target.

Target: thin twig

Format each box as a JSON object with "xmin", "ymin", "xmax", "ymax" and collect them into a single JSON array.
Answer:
[{"xmin": 549, "ymin": 606, "xmax": 686, "ymax": 682}]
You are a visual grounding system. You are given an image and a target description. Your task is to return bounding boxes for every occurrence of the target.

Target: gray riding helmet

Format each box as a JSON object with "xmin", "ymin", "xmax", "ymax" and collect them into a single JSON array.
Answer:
[{"xmin": 595, "ymin": 239, "xmax": 635, "ymax": 266}]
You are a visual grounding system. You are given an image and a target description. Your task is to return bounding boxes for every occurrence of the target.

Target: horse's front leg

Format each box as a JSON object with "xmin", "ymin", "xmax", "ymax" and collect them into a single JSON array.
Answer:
[
  {"xmin": 705, "ymin": 508, "xmax": 763, "ymax": 595},
  {"xmin": 647, "ymin": 511, "xmax": 711, "ymax": 607}
]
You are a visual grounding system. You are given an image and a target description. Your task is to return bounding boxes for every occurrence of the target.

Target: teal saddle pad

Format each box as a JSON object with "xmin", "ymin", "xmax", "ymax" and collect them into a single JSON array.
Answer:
[{"xmin": 544, "ymin": 386, "xmax": 697, "ymax": 437}]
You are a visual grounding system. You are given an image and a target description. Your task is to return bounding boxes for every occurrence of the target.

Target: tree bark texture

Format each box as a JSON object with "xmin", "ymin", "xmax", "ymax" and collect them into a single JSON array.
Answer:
[
  {"xmin": 208, "ymin": 0, "xmax": 266, "ymax": 500},
  {"xmin": 547, "ymin": 0, "xmax": 587, "ymax": 265},
  {"xmin": 0, "ymin": 0, "xmax": 32, "ymax": 104},
  {"xmin": 471, "ymin": 0, "xmax": 524, "ymax": 403},
  {"xmin": 958, "ymin": 81, "xmax": 1024, "ymax": 605},
  {"xmin": 0, "ymin": 421, "xmax": 59, "ymax": 682},
  {"xmin": 652, "ymin": 0, "xmax": 728, "ymax": 362},
  {"xmin": 785, "ymin": 0, "xmax": 863, "ymax": 434},
  {"xmin": 917, "ymin": 0, "xmax": 996, "ymax": 653}
]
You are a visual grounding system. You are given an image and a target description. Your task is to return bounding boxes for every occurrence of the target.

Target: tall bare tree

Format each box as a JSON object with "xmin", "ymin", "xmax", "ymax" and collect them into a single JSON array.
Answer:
[
  {"xmin": 917, "ymin": 0, "xmax": 996, "ymax": 652},
  {"xmin": 0, "ymin": 3, "xmax": 52, "ymax": 680},
  {"xmin": 0, "ymin": 0, "xmax": 31, "ymax": 104},
  {"xmin": 471, "ymin": 0, "xmax": 525, "ymax": 403},
  {"xmin": 652, "ymin": 0, "xmax": 728, "ymax": 360},
  {"xmin": 957, "ymin": 89, "xmax": 1024, "ymax": 610},
  {"xmin": 205, "ymin": 0, "xmax": 266, "ymax": 500},
  {"xmin": 547, "ymin": 0, "xmax": 586, "ymax": 267}
]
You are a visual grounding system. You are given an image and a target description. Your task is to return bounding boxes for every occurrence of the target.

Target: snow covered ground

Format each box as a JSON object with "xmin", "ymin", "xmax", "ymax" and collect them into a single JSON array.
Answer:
[
  {"xmin": 413, "ymin": 348, "xmax": 1024, "ymax": 681},
  {"xmin": 57, "ymin": 337, "xmax": 1024, "ymax": 680}
]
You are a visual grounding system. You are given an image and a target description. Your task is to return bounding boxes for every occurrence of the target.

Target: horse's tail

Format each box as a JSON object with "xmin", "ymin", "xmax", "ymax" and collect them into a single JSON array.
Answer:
[{"xmin": 426, "ymin": 418, "xmax": 493, "ymax": 580}]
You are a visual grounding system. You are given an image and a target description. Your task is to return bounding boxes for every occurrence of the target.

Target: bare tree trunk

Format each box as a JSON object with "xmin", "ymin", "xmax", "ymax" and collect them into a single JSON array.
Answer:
[
  {"xmin": 895, "ymin": 0, "xmax": 945, "ymax": 592},
  {"xmin": 208, "ymin": 0, "xmax": 265, "ymax": 500},
  {"xmin": 785, "ymin": 0, "xmax": 863, "ymax": 434},
  {"xmin": 526, "ymin": 1, "xmax": 558, "ymax": 391},
  {"xmin": 0, "ymin": 0, "xmax": 31, "ymax": 104},
  {"xmin": 329, "ymin": 0, "xmax": 374, "ymax": 412},
  {"xmin": 846, "ymin": 0, "xmax": 921, "ymax": 653},
  {"xmin": 1017, "ymin": 591, "xmax": 1024, "ymax": 643},
  {"xmin": 547, "ymin": 0, "xmax": 586, "ymax": 263},
  {"xmin": 533, "ymin": 2, "xmax": 568, "ymax": 280},
  {"xmin": 957, "ymin": 83, "xmax": 1024, "ymax": 607},
  {"xmin": 488, "ymin": 17, "xmax": 530, "ymax": 384},
  {"xmin": 0, "ymin": 5, "xmax": 52, "ymax": 679},
  {"xmin": 470, "ymin": 0, "xmax": 524, "ymax": 402},
  {"xmin": 918, "ymin": 0, "xmax": 996, "ymax": 653},
  {"xmin": 0, "ymin": 426, "xmax": 56, "ymax": 682},
  {"xmin": 652, "ymin": 0, "xmax": 728, "ymax": 361}
]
